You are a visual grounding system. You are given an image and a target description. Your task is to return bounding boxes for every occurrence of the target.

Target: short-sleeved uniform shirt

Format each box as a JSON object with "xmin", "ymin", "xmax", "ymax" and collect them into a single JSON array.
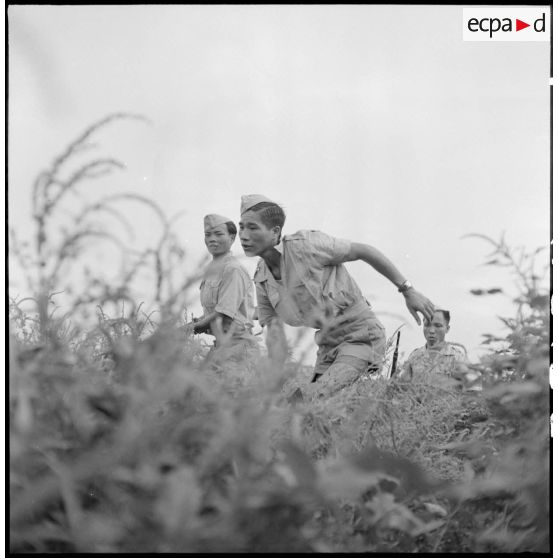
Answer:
[
  {"xmin": 253, "ymin": 230, "xmax": 385, "ymax": 365},
  {"xmin": 200, "ymin": 252, "xmax": 255, "ymax": 342},
  {"xmin": 403, "ymin": 342, "xmax": 469, "ymax": 379}
]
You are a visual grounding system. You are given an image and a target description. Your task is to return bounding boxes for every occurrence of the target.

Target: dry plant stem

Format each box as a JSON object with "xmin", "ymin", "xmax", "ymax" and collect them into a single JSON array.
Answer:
[
  {"xmin": 387, "ymin": 411, "xmax": 399, "ymax": 455},
  {"xmin": 11, "ymin": 119, "xmax": 549, "ymax": 553},
  {"xmin": 29, "ymin": 114, "xmax": 149, "ymax": 340},
  {"xmin": 74, "ymin": 203, "xmax": 136, "ymax": 242},
  {"xmin": 431, "ymin": 501, "xmax": 463, "ymax": 552}
]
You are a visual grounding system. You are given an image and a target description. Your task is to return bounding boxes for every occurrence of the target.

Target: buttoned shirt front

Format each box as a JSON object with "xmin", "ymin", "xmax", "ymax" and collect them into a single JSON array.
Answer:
[
  {"xmin": 200, "ymin": 252, "xmax": 255, "ymax": 340},
  {"xmin": 403, "ymin": 342, "xmax": 469, "ymax": 378}
]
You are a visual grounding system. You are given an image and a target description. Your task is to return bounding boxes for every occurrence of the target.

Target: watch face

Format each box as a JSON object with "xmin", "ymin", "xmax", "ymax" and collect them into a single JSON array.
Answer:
[{"xmin": 399, "ymin": 281, "xmax": 412, "ymax": 292}]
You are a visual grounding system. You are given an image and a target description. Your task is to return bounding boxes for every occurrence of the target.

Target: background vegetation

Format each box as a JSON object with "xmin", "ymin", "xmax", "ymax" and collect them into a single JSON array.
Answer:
[{"xmin": 8, "ymin": 116, "xmax": 551, "ymax": 553}]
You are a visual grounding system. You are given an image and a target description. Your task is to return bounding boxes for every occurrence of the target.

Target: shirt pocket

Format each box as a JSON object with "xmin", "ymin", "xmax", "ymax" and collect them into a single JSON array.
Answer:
[
  {"xmin": 200, "ymin": 278, "xmax": 220, "ymax": 310},
  {"xmin": 267, "ymin": 283, "xmax": 282, "ymax": 308},
  {"xmin": 255, "ymin": 277, "xmax": 280, "ymax": 309},
  {"xmin": 285, "ymin": 276, "xmax": 315, "ymax": 314}
]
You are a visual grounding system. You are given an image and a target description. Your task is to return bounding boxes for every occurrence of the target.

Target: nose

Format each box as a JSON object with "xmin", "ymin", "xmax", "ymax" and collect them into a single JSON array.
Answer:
[{"xmin": 239, "ymin": 228, "xmax": 249, "ymax": 241}]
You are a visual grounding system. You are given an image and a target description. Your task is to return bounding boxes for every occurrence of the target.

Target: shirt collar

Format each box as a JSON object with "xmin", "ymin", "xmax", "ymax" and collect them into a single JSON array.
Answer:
[
  {"xmin": 256, "ymin": 241, "xmax": 284, "ymax": 282},
  {"xmin": 275, "ymin": 237, "xmax": 285, "ymax": 255},
  {"xmin": 424, "ymin": 341, "xmax": 451, "ymax": 353}
]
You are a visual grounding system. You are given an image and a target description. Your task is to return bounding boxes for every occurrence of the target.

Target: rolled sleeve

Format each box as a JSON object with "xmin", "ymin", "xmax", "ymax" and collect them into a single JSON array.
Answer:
[
  {"xmin": 214, "ymin": 267, "xmax": 248, "ymax": 320},
  {"xmin": 308, "ymin": 231, "xmax": 352, "ymax": 266}
]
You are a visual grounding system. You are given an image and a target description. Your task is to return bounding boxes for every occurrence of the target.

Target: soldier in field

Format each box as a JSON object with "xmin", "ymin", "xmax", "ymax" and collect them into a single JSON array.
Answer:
[
  {"xmin": 238, "ymin": 194, "xmax": 436, "ymax": 397},
  {"xmin": 187, "ymin": 214, "xmax": 259, "ymax": 365},
  {"xmin": 398, "ymin": 308, "xmax": 481, "ymax": 391}
]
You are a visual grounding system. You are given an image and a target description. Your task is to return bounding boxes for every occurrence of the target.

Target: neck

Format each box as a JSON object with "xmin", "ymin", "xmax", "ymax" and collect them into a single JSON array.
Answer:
[
  {"xmin": 426, "ymin": 340, "xmax": 445, "ymax": 350},
  {"xmin": 260, "ymin": 246, "xmax": 282, "ymax": 278},
  {"xmin": 212, "ymin": 250, "xmax": 231, "ymax": 261}
]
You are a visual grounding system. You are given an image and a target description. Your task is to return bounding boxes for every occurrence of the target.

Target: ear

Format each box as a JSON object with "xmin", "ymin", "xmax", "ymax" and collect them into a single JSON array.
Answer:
[{"xmin": 272, "ymin": 225, "xmax": 282, "ymax": 241}]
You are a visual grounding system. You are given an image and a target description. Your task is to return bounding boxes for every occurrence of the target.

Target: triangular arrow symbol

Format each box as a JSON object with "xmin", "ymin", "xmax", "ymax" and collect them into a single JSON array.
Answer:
[{"xmin": 516, "ymin": 19, "xmax": 530, "ymax": 31}]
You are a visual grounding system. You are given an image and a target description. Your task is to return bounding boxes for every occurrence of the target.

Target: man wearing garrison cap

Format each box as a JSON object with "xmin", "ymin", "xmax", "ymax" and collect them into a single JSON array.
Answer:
[
  {"xmin": 238, "ymin": 195, "xmax": 436, "ymax": 397},
  {"xmin": 186, "ymin": 213, "xmax": 259, "ymax": 364}
]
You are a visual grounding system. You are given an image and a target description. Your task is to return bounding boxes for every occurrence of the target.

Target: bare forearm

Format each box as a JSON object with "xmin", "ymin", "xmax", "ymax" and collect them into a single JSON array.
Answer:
[
  {"xmin": 185, "ymin": 311, "xmax": 218, "ymax": 334},
  {"xmin": 346, "ymin": 242, "xmax": 436, "ymax": 324},
  {"xmin": 347, "ymin": 243, "xmax": 406, "ymax": 287}
]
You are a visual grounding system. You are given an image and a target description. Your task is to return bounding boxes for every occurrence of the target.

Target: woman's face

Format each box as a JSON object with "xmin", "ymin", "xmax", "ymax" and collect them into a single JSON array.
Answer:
[
  {"xmin": 204, "ymin": 223, "xmax": 235, "ymax": 257},
  {"xmin": 423, "ymin": 311, "xmax": 449, "ymax": 347},
  {"xmin": 238, "ymin": 210, "xmax": 280, "ymax": 257}
]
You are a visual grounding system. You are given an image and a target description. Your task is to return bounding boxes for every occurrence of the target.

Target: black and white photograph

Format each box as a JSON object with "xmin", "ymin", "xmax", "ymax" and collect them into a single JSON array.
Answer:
[{"xmin": 7, "ymin": 3, "xmax": 551, "ymax": 553}]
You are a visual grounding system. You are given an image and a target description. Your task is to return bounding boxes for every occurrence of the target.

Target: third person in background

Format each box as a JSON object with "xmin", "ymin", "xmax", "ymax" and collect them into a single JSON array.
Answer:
[{"xmin": 398, "ymin": 309, "xmax": 481, "ymax": 390}]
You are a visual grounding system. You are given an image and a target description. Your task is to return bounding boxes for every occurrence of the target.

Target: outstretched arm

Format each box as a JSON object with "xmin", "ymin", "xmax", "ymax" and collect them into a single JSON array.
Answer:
[{"xmin": 344, "ymin": 242, "xmax": 436, "ymax": 325}]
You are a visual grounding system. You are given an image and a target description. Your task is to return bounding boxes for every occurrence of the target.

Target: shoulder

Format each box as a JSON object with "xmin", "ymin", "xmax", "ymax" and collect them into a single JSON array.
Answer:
[
  {"xmin": 278, "ymin": 231, "xmax": 317, "ymax": 260},
  {"xmin": 283, "ymin": 230, "xmax": 316, "ymax": 242},
  {"xmin": 284, "ymin": 230, "xmax": 339, "ymax": 248},
  {"xmin": 444, "ymin": 342, "xmax": 468, "ymax": 359},
  {"xmin": 222, "ymin": 255, "xmax": 247, "ymax": 272},
  {"xmin": 221, "ymin": 256, "xmax": 250, "ymax": 280},
  {"xmin": 407, "ymin": 347, "xmax": 426, "ymax": 360}
]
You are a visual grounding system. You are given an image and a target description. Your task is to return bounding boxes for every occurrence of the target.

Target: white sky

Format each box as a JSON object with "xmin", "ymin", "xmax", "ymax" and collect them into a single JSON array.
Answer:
[{"xmin": 7, "ymin": 4, "xmax": 551, "ymax": 364}]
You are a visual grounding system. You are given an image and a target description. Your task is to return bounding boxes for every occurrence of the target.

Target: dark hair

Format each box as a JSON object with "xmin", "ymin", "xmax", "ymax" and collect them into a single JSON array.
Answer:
[
  {"xmin": 249, "ymin": 202, "xmax": 286, "ymax": 230},
  {"xmin": 225, "ymin": 221, "xmax": 237, "ymax": 237},
  {"xmin": 435, "ymin": 309, "xmax": 451, "ymax": 325}
]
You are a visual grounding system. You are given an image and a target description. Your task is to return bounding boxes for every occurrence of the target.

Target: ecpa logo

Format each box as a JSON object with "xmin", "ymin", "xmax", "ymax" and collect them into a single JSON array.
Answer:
[{"xmin": 463, "ymin": 8, "xmax": 550, "ymax": 42}]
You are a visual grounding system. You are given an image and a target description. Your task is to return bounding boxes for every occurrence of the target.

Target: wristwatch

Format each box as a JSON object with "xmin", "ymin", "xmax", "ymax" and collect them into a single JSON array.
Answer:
[{"xmin": 398, "ymin": 279, "xmax": 413, "ymax": 293}]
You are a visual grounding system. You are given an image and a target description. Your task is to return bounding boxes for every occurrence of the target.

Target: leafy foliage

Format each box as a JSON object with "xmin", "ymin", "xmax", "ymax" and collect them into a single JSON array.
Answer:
[{"xmin": 8, "ymin": 119, "xmax": 550, "ymax": 553}]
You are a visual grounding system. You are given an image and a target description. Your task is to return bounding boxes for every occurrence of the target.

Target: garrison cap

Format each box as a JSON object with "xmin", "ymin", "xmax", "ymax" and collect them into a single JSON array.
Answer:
[
  {"xmin": 240, "ymin": 194, "xmax": 276, "ymax": 214},
  {"xmin": 204, "ymin": 214, "xmax": 232, "ymax": 231}
]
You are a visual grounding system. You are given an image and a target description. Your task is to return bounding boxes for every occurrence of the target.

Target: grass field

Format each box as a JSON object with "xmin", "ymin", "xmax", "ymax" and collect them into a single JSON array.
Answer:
[{"xmin": 8, "ymin": 116, "xmax": 550, "ymax": 553}]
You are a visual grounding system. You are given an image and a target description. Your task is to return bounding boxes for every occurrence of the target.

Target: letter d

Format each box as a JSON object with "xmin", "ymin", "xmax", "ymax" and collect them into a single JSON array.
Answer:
[{"xmin": 534, "ymin": 13, "xmax": 545, "ymax": 32}]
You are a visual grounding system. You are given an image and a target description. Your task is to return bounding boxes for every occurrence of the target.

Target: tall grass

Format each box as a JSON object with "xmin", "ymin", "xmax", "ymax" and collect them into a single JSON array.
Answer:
[{"xmin": 8, "ymin": 117, "xmax": 550, "ymax": 553}]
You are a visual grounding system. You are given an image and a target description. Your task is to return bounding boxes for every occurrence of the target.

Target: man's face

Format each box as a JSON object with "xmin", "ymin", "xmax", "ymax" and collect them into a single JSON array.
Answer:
[
  {"xmin": 238, "ymin": 210, "xmax": 279, "ymax": 256},
  {"xmin": 423, "ymin": 311, "xmax": 449, "ymax": 347},
  {"xmin": 204, "ymin": 224, "xmax": 234, "ymax": 256}
]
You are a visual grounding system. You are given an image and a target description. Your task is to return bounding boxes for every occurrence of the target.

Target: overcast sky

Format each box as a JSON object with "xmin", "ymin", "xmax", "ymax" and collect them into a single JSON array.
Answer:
[{"xmin": 8, "ymin": 4, "xmax": 550, "ymax": 363}]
